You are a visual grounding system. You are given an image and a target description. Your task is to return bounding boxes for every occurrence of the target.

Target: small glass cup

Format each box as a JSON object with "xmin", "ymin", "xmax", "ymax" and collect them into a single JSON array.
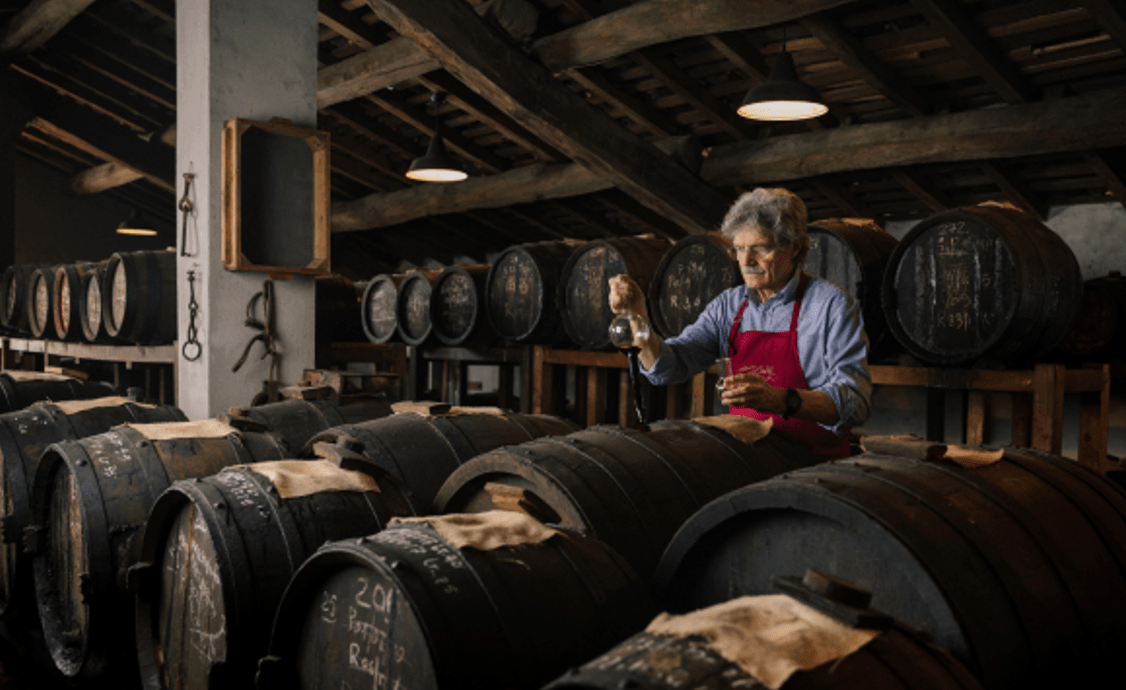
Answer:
[{"xmin": 715, "ymin": 357, "xmax": 732, "ymax": 392}]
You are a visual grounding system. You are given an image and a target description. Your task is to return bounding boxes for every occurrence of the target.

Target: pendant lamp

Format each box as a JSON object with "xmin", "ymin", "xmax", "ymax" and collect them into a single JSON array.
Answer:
[
  {"xmin": 737, "ymin": 26, "xmax": 828, "ymax": 122},
  {"xmin": 116, "ymin": 208, "xmax": 157, "ymax": 236},
  {"xmin": 406, "ymin": 92, "xmax": 468, "ymax": 183}
]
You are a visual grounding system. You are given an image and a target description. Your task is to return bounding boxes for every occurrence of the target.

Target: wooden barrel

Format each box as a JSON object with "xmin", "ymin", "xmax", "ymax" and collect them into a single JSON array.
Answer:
[
  {"xmin": 0, "ymin": 371, "xmax": 116, "ymax": 413},
  {"xmin": 484, "ymin": 240, "xmax": 582, "ymax": 345},
  {"xmin": 27, "ymin": 265, "xmax": 61, "ymax": 340},
  {"xmin": 132, "ymin": 452, "xmax": 425, "ymax": 690},
  {"xmin": 305, "ymin": 410, "xmax": 579, "ymax": 510},
  {"xmin": 27, "ymin": 420, "xmax": 291, "ymax": 678},
  {"xmin": 559, "ymin": 235, "xmax": 672, "ymax": 350},
  {"xmin": 395, "ymin": 269, "xmax": 441, "ymax": 346},
  {"xmin": 102, "ymin": 249, "xmax": 177, "ymax": 345},
  {"xmin": 653, "ymin": 447, "xmax": 1126, "ymax": 689},
  {"xmin": 543, "ymin": 576, "xmax": 983, "ymax": 690},
  {"xmin": 219, "ymin": 398, "xmax": 373, "ymax": 456},
  {"xmin": 430, "ymin": 264, "xmax": 494, "ymax": 347},
  {"xmin": 880, "ymin": 205, "xmax": 1082, "ymax": 366},
  {"xmin": 434, "ymin": 418, "xmax": 820, "ymax": 580},
  {"xmin": 315, "ymin": 274, "xmax": 366, "ymax": 343},
  {"xmin": 80, "ymin": 261, "xmax": 119, "ymax": 344},
  {"xmin": 0, "ymin": 397, "xmax": 186, "ymax": 623},
  {"xmin": 0, "ymin": 264, "xmax": 46, "ymax": 335},
  {"xmin": 360, "ymin": 273, "xmax": 406, "ymax": 343},
  {"xmin": 1054, "ymin": 271, "xmax": 1126, "ymax": 360},
  {"xmin": 806, "ymin": 218, "xmax": 900, "ymax": 361},
  {"xmin": 52, "ymin": 261, "xmax": 99, "ymax": 342},
  {"xmin": 257, "ymin": 515, "xmax": 657, "ymax": 690},
  {"xmin": 647, "ymin": 232, "xmax": 740, "ymax": 339}
]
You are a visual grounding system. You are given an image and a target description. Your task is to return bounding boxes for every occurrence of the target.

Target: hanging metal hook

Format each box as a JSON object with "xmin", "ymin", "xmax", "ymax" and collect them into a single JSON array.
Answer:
[{"xmin": 178, "ymin": 171, "xmax": 195, "ymax": 257}]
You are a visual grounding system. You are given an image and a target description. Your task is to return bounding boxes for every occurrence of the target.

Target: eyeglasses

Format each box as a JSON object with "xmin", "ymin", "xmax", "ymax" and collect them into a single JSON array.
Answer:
[{"xmin": 726, "ymin": 243, "xmax": 782, "ymax": 259}]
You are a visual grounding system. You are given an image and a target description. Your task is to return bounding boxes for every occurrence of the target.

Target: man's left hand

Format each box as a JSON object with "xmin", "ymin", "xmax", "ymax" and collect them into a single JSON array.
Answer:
[{"xmin": 720, "ymin": 373, "xmax": 784, "ymax": 413}]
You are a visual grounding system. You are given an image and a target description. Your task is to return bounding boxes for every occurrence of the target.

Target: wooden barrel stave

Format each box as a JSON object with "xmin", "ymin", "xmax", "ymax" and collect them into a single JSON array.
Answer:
[
  {"xmin": 1, "ymin": 264, "xmax": 47, "ymax": 335},
  {"xmin": 0, "ymin": 372, "xmax": 116, "ymax": 413},
  {"xmin": 485, "ymin": 240, "xmax": 581, "ymax": 345},
  {"xmin": 430, "ymin": 264, "xmax": 493, "ymax": 347},
  {"xmin": 647, "ymin": 232, "xmax": 740, "ymax": 339},
  {"xmin": 306, "ymin": 411, "xmax": 579, "ymax": 510},
  {"xmin": 259, "ymin": 520, "xmax": 656, "ymax": 690},
  {"xmin": 28, "ymin": 424, "xmax": 290, "ymax": 678},
  {"xmin": 653, "ymin": 449, "xmax": 1126, "ymax": 689},
  {"xmin": 434, "ymin": 420, "xmax": 820, "ymax": 580},
  {"xmin": 102, "ymin": 249, "xmax": 177, "ymax": 345},
  {"xmin": 559, "ymin": 236, "xmax": 672, "ymax": 350},
  {"xmin": 79, "ymin": 261, "xmax": 121, "ymax": 344},
  {"xmin": 1054, "ymin": 271, "xmax": 1126, "ymax": 360},
  {"xmin": 222, "ymin": 398, "xmax": 350, "ymax": 456},
  {"xmin": 133, "ymin": 460, "xmax": 425, "ymax": 690}
]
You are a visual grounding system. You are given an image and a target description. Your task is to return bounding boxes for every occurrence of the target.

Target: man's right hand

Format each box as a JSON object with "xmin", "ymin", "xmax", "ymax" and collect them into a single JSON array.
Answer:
[{"xmin": 608, "ymin": 273, "xmax": 646, "ymax": 317}]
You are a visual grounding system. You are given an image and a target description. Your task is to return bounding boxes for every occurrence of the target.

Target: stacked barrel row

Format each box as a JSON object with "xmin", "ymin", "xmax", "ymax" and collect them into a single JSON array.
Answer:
[
  {"xmin": 357, "ymin": 206, "xmax": 1122, "ymax": 366},
  {"xmin": 3, "ymin": 366, "xmax": 1121, "ymax": 690},
  {"xmin": 0, "ymin": 249, "xmax": 177, "ymax": 346}
]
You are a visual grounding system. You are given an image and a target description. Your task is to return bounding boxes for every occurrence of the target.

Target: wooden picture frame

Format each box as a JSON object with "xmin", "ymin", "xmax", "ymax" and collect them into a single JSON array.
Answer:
[{"xmin": 222, "ymin": 117, "xmax": 331, "ymax": 276}]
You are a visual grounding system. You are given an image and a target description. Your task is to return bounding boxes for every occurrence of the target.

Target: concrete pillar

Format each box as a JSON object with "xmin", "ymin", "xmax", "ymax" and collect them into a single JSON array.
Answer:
[{"xmin": 176, "ymin": 0, "xmax": 319, "ymax": 419}]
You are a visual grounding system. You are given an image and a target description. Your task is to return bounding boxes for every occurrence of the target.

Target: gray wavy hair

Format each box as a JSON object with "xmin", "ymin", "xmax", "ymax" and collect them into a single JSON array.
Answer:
[{"xmin": 719, "ymin": 188, "xmax": 811, "ymax": 264}]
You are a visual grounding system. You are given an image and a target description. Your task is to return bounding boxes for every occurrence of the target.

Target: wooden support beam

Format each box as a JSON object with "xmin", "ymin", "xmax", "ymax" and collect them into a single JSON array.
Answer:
[
  {"xmin": 630, "ymin": 47, "xmax": 752, "ymax": 141},
  {"xmin": 318, "ymin": 0, "xmax": 381, "ymax": 51},
  {"xmin": 809, "ymin": 176, "xmax": 883, "ymax": 226},
  {"xmin": 565, "ymin": 66, "xmax": 680, "ymax": 139},
  {"xmin": 318, "ymin": 0, "xmax": 852, "ymax": 108},
  {"xmin": 322, "ymin": 102, "xmax": 423, "ymax": 160},
  {"xmin": 1082, "ymin": 0, "xmax": 1126, "ymax": 56},
  {"xmin": 62, "ymin": 161, "xmax": 144, "ymax": 195},
  {"xmin": 909, "ymin": 0, "xmax": 1035, "ymax": 104},
  {"xmin": 800, "ymin": 12, "xmax": 929, "ymax": 117},
  {"xmin": 890, "ymin": 166, "xmax": 951, "ymax": 212},
  {"xmin": 369, "ymin": 0, "xmax": 732, "ymax": 235},
  {"xmin": 978, "ymin": 160, "xmax": 1046, "ymax": 220},
  {"xmin": 0, "ymin": 0, "xmax": 97, "ymax": 55},
  {"xmin": 702, "ymin": 87, "xmax": 1126, "ymax": 186}
]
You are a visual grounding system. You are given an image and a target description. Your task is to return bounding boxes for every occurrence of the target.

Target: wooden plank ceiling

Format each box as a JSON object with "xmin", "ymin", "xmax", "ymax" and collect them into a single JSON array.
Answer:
[{"xmin": 3, "ymin": 0, "xmax": 1126, "ymax": 278}]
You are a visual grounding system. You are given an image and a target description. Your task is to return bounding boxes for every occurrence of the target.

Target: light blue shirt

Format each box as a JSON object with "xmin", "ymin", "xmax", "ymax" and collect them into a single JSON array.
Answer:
[{"xmin": 643, "ymin": 270, "xmax": 871, "ymax": 435}]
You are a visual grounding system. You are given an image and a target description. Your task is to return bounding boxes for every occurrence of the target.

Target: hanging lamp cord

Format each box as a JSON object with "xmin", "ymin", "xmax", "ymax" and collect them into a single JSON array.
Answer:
[{"xmin": 232, "ymin": 280, "xmax": 280, "ymax": 401}]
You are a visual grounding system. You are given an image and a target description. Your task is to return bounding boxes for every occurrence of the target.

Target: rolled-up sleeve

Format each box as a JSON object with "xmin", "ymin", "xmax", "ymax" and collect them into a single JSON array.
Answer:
[{"xmin": 807, "ymin": 289, "xmax": 872, "ymax": 433}]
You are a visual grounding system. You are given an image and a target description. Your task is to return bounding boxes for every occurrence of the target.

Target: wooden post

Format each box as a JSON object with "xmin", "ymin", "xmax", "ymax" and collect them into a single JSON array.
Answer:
[
  {"xmin": 531, "ymin": 345, "xmax": 549, "ymax": 414},
  {"xmin": 965, "ymin": 390, "xmax": 988, "ymax": 445},
  {"xmin": 1031, "ymin": 363, "xmax": 1065, "ymax": 455},
  {"xmin": 690, "ymin": 372, "xmax": 707, "ymax": 418},
  {"xmin": 586, "ymin": 366, "xmax": 606, "ymax": 427},
  {"xmin": 497, "ymin": 363, "xmax": 513, "ymax": 410},
  {"xmin": 1078, "ymin": 363, "xmax": 1110, "ymax": 472}
]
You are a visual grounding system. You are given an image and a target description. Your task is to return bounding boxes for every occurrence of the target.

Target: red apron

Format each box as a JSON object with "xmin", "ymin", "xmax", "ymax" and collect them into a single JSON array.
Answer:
[{"xmin": 727, "ymin": 273, "xmax": 851, "ymax": 461}]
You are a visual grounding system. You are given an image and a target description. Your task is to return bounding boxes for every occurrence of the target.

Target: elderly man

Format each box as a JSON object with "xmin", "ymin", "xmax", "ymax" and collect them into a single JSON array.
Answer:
[{"xmin": 609, "ymin": 187, "xmax": 871, "ymax": 460}]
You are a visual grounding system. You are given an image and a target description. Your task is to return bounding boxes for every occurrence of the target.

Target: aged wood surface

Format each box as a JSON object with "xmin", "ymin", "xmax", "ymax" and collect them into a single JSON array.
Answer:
[
  {"xmin": 370, "ymin": 0, "xmax": 731, "ymax": 235},
  {"xmin": 0, "ymin": 0, "xmax": 97, "ymax": 54}
]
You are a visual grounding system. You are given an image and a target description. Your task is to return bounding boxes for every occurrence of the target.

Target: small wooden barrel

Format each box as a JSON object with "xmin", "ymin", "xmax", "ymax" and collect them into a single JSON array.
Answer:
[
  {"xmin": 880, "ymin": 205, "xmax": 1082, "ymax": 366},
  {"xmin": 544, "ymin": 580, "xmax": 984, "ymax": 690},
  {"xmin": 484, "ymin": 240, "xmax": 581, "ymax": 344},
  {"xmin": 27, "ymin": 421, "xmax": 291, "ymax": 679},
  {"xmin": 396, "ymin": 269, "xmax": 441, "ymax": 346},
  {"xmin": 52, "ymin": 261, "xmax": 99, "ymax": 342},
  {"xmin": 133, "ymin": 455, "xmax": 425, "ymax": 690},
  {"xmin": 306, "ymin": 410, "xmax": 579, "ymax": 510},
  {"xmin": 0, "ymin": 397, "xmax": 186, "ymax": 623},
  {"xmin": 80, "ymin": 261, "xmax": 119, "ymax": 344},
  {"xmin": 360, "ymin": 273, "xmax": 406, "ymax": 343},
  {"xmin": 220, "ymin": 398, "xmax": 355, "ymax": 456},
  {"xmin": 647, "ymin": 232, "xmax": 740, "ymax": 339},
  {"xmin": 27, "ymin": 265, "xmax": 61, "ymax": 339},
  {"xmin": 434, "ymin": 419, "xmax": 820, "ymax": 580},
  {"xmin": 102, "ymin": 249, "xmax": 177, "ymax": 345},
  {"xmin": 559, "ymin": 235, "xmax": 672, "ymax": 350},
  {"xmin": 1054, "ymin": 271, "xmax": 1126, "ymax": 360},
  {"xmin": 258, "ymin": 517, "xmax": 656, "ymax": 690},
  {"xmin": 0, "ymin": 264, "xmax": 46, "ymax": 335},
  {"xmin": 430, "ymin": 264, "xmax": 494, "ymax": 347},
  {"xmin": 0, "ymin": 371, "xmax": 116, "ymax": 414},
  {"xmin": 654, "ymin": 448, "xmax": 1126, "ymax": 689},
  {"xmin": 806, "ymin": 219, "xmax": 900, "ymax": 361},
  {"xmin": 315, "ymin": 274, "xmax": 367, "ymax": 343}
]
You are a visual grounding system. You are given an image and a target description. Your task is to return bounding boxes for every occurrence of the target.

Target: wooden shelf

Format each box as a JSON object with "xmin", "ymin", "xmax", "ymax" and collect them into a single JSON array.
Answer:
[{"xmin": 3, "ymin": 338, "xmax": 176, "ymax": 365}]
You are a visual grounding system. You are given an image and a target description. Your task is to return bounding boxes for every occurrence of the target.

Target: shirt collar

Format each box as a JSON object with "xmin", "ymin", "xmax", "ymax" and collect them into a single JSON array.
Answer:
[{"xmin": 745, "ymin": 269, "xmax": 804, "ymax": 306}]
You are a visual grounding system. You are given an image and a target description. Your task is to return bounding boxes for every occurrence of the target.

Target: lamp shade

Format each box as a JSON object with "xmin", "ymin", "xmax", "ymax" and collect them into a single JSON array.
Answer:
[
  {"xmin": 737, "ymin": 50, "xmax": 828, "ymax": 121},
  {"xmin": 405, "ymin": 134, "xmax": 467, "ymax": 183},
  {"xmin": 116, "ymin": 208, "xmax": 158, "ymax": 236}
]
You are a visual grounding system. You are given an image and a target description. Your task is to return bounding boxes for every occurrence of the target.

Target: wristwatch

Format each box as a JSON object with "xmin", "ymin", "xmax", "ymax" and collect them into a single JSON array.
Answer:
[{"xmin": 782, "ymin": 388, "xmax": 802, "ymax": 420}]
